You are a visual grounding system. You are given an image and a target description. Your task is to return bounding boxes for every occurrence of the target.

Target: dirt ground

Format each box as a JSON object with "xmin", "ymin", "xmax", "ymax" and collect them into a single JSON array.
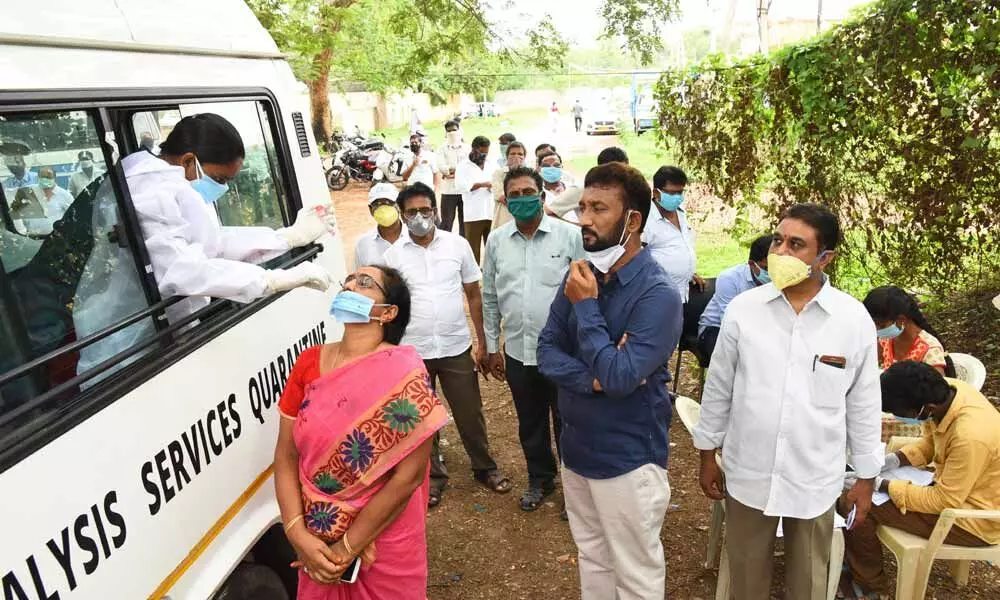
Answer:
[{"xmin": 327, "ymin": 134, "xmax": 999, "ymax": 599}]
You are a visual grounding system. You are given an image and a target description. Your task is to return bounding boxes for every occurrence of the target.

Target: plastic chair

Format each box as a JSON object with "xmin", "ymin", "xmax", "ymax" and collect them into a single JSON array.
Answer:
[
  {"xmin": 715, "ymin": 527, "xmax": 844, "ymax": 600},
  {"xmin": 877, "ymin": 508, "xmax": 1000, "ymax": 599},
  {"xmin": 673, "ymin": 396, "xmax": 726, "ymax": 569},
  {"xmin": 948, "ymin": 353, "xmax": 987, "ymax": 392}
]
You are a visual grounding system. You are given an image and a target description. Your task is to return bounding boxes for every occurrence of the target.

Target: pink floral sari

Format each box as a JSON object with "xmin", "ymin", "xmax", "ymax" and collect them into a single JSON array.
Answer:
[{"xmin": 293, "ymin": 345, "xmax": 448, "ymax": 600}]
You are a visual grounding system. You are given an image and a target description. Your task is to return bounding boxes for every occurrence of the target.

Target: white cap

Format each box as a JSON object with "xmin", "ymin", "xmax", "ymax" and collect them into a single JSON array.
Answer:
[{"xmin": 368, "ymin": 182, "xmax": 399, "ymax": 205}]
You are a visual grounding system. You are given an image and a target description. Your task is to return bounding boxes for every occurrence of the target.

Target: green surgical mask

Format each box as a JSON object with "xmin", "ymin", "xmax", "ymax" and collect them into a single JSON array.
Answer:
[
  {"xmin": 38, "ymin": 177, "xmax": 56, "ymax": 189},
  {"xmin": 507, "ymin": 194, "xmax": 542, "ymax": 221}
]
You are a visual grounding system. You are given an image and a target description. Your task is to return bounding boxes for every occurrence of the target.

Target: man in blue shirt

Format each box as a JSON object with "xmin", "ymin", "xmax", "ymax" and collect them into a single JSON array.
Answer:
[
  {"xmin": 538, "ymin": 162, "xmax": 682, "ymax": 600},
  {"xmin": 3, "ymin": 151, "xmax": 38, "ymax": 190},
  {"xmin": 696, "ymin": 234, "xmax": 772, "ymax": 365}
]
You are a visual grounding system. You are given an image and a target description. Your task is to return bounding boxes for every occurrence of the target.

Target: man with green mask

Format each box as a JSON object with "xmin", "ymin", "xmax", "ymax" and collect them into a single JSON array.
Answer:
[
  {"xmin": 482, "ymin": 166, "xmax": 584, "ymax": 512},
  {"xmin": 353, "ymin": 182, "xmax": 403, "ymax": 267}
]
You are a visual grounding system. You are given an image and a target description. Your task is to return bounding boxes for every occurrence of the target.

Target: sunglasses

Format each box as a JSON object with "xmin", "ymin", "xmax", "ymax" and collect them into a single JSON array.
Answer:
[{"xmin": 342, "ymin": 272, "xmax": 387, "ymax": 296}]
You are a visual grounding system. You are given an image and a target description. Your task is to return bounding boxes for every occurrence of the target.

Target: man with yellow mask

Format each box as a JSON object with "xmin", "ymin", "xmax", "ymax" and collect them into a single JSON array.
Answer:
[
  {"xmin": 353, "ymin": 182, "xmax": 404, "ymax": 268},
  {"xmin": 692, "ymin": 203, "xmax": 883, "ymax": 600}
]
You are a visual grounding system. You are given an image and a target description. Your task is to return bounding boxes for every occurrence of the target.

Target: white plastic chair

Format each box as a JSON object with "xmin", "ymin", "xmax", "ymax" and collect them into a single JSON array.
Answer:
[
  {"xmin": 992, "ymin": 294, "xmax": 1000, "ymax": 311},
  {"xmin": 877, "ymin": 508, "xmax": 1000, "ymax": 599},
  {"xmin": 674, "ymin": 396, "xmax": 726, "ymax": 569},
  {"xmin": 948, "ymin": 353, "xmax": 987, "ymax": 392}
]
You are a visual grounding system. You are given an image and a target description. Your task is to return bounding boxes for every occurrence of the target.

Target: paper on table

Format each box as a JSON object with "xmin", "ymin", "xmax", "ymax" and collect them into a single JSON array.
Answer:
[{"xmin": 873, "ymin": 466, "xmax": 935, "ymax": 506}]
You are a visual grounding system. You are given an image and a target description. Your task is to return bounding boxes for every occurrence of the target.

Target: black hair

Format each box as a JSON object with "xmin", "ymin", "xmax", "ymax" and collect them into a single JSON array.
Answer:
[
  {"xmin": 584, "ymin": 162, "xmax": 652, "ymax": 233},
  {"xmin": 159, "ymin": 113, "xmax": 245, "ymax": 165},
  {"xmin": 471, "ymin": 135, "xmax": 490, "ymax": 149},
  {"xmin": 534, "ymin": 143, "xmax": 556, "ymax": 156},
  {"xmin": 372, "ymin": 265, "xmax": 411, "ymax": 345},
  {"xmin": 505, "ymin": 141, "xmax": 526, "ymax": 158},
  {"xmin": 780, "ymin": 203, "xmax": 841, "ymax": 252},
  {"xmin": 503, "ymin": 166, "xmax": 544, "ymax": 196},
  {"xmin": 880, "ymin": 360, "xmax": 953, "ymax": 416},
  {"xmin": 499, "ymin": 133, "xmax": 516, "ymax": 144},
  {"xmin": 538, "ymin": 150, "xmax": 562, "ymax": 164},
  {"xmin": 396, "ymin": 181, "xmax": 437, "ymax": 211},
  {"xmin": 409, "ymin": 132, "xmax": 422, "ymax": 141},
  {"xmin": 444, "ymin": 120, "xmax": 459, "ymax": 131},
  {"xmin": 652, "ymin": 165, "xmax": 688, "ymax": 189},
  {"xmin": 597, "ymin": 146, "xmax": 629, "ymax": 165},
  {"xmin": 863, "ymin": 286, "xmax": 956, "ymax": 377},
  {"xmin": 78, "ymin": 150, "xmax": 94, "ymax": 161},
  {"xmin": 749, "ymin": 234, "xmax": 773, "ymax": 262}
]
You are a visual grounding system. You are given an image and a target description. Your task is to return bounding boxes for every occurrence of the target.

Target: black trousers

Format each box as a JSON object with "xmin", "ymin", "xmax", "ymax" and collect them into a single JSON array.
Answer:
[
  {"xmin": 697, "ymin": 326, "xmax": 720, "ymax": 368},
  {"xmin": 505, "ymin": 355, "xmax": 561, "ymax": 487},
  {"xmin": 574, "ymin": 116, "xmax": 582, "ymax": 131},
  {"xmin": 439, "ymin": 193, "xmax": 464, "ymax": 236}
]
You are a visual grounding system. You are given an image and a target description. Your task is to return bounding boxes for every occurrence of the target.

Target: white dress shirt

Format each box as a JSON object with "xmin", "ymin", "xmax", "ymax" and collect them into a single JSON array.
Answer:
[
  {"xmin": 455, "ymin": 158, "xmax": 495, "ymax": 222},
  {"xmin": 692, "ymin": 281, "xmax": 884, "ymax": 520},
  {"xmin": 353, "ymin": 227, "xmax": 400, "ymax": 268},
  {"xmin": 406, "ymin": 150, "xmax": 439, "ymax": 190},
  {"xmin": 437, "ymin": 143, "xmax": 468, "ymax": 195},
  {"xmin": 642, "ymin": 207, "xmax": 696, "ymax": 302},
  {"xmin": 383, "ymin": 228, "xmax": 482, "ymax": 359}
]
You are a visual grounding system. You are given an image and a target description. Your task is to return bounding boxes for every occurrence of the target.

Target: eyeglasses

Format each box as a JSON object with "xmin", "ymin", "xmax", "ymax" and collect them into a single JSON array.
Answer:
[
  {"xmin": 342, "ymin": 272, "xmax": 387, "ymax": 295},
  {"xmin": 403, "ymin": 207, "xmax": 434, "ymax": 219}
]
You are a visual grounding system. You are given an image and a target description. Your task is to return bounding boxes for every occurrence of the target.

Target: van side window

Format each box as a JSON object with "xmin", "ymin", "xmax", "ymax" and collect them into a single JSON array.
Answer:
[
  {"xmin": 0, "ymin": 110, "xmax": 154, "ymax": 424},
  {"xmin": 132, "ymin": 101, "xmax": 287, "ymax": 231}
]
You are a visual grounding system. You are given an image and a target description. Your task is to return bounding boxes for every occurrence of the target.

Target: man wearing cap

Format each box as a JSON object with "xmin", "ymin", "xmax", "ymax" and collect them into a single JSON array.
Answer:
[
  {"xmin": 69, "ymin": 150, "xmax": 102, "ymax": 198},
  {"xmin": 353, "ymin": 182, "xmax": 404, "ymax": 268}
]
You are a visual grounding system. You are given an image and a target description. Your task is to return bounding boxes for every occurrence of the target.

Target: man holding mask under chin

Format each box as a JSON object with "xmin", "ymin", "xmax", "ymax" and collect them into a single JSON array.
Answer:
[
  {"xmin": 693, "ymin": 203, "xmax": 883, "ymax": 600},
  {"xmin": 537, "ymin": 162, "xmax": 682, "ymax": 600}
]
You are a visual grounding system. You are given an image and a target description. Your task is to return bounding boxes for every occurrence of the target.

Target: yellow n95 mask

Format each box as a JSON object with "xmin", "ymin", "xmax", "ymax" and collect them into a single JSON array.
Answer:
[
  {"xmin": 767, "ymin": 252, "xmax": 830, "ymax": 290},
  {"xmin": 373, "ymin": 205, "xmax": 399, "ymax": 228}
]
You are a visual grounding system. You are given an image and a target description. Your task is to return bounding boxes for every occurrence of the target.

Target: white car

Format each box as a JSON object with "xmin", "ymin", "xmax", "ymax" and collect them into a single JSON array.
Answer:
[{"xmin": 584, "ymin": 109, "xmax": 620, "ymax": 135}]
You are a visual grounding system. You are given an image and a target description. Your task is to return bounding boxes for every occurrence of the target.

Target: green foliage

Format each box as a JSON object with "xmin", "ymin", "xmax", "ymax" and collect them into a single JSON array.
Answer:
[
  {"xmin": 598, "ymin": 0, "xmax": 682, "ymax": 65},
  {"xmin": 653, "ymin": 0, "xmax": 1000, "ymax": 295}
]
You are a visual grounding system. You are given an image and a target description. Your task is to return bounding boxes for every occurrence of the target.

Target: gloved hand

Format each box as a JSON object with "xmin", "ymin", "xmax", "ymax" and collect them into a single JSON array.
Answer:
[
  {"xmin": 265, "ymin": 262, "xmax": 332, "ymax": 294},
  {"xmin": 882, "ymin": 452, "xmax": 901, "ymax": 473},
  {"xmin": 278, "ymin": 205, "xmax": 337, "ymax": 248}
]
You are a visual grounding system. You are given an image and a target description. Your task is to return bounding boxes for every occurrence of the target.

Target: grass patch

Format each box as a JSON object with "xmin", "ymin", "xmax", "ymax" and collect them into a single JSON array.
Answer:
[{"xmin": 696, "ymin": 232, "xmax": 747, "ymax": 278}]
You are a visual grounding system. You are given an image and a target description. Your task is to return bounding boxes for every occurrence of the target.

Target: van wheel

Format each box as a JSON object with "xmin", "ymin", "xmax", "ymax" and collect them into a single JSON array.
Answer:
[{"xmin": 214, "ymin": 563, "xmax": 289, "ymax": 600}]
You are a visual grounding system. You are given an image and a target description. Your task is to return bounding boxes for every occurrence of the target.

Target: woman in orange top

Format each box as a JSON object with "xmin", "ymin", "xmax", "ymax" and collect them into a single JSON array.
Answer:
[{"xmin": 863, "ymin": 286, "xmax": 954, "ymax": 376}]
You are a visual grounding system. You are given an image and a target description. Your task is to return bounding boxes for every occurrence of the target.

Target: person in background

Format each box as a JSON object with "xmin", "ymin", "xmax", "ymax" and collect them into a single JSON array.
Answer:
[
  {"xmin": 644, "ymin": 165, "xmax": 704, "ymax": 303},
  {"xmin": 383, "ymin": 183, "xmax": 511, "ymax": 508},
  {"xmin": 694, "ymin": 203, "xmax": 883, "ymax": 600},
  {"xmin": 863, "ymin": 286, "xmax": 952, "ymax": 376},
  {"xmin": 596, "ymin": 146, "xmax": 628, "ymax": 165},
  {"xmin": 534, "ymin": 143, "xmax": 556, "ymax": 165},
  {"xmin": 33, "ymin": 167, "xmax": 74, "ymax": 234},
  {"xmin": 550, "ymin": 101, "xmax": 560, "ymax": 133},
  {"xmin": 492, "ymin": 141, "xmax": 527, "ymax": 230},
  {"xmin": 437, "ymin": 120, "xmax": 468, "ymax": 235},
  {"xmin": 456, "ymin": 135, "xmax": 495, "ymax": 264},
  {"xmin": 3, "ymin": 150, "xmax": 38, "ymax": 190},
  {"xmin": 401, "ymin": 133, "xmax": 441, "ymax": 195},
  {"xmin": 483, "ymin": 166, "xmax": 584, "ymax": 512},
  {"xmin": 572, "ymin": 99, "xmax": 584, "ymax": 133},
  {"xmin": 69, "ymin": 150, "xmax": 101, "ymax": 197},
  {"xmin": 538, "ymin": 162, "xmax": 681, "ymax": 600},
  {"xmin": 537, "ymin": 151, "xmax": 581, "ymax": 223},
  {"xmin": 840, "ymin": 361, "xmax": 1000, "ymax": 599},
  {"xmin": 497, "ymin": 132, "xmax": 516, "ymax": 169},
  {"xmin": 696, "ymin": 234, "xmax": 773, "ymax": 365},
  {"xmin": 353, "ymin": 182, "xmax": 404, "ymax": 268},
  {"xmin": 275, "ymin": 265, "xmax": 449, "ymax": 598}
]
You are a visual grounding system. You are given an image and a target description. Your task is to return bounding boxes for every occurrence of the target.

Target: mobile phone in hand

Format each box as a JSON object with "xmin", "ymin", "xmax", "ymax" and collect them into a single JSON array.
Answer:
[{"xmin": 339, "ymin": 557, "xmax": 361, "ymax": 584}]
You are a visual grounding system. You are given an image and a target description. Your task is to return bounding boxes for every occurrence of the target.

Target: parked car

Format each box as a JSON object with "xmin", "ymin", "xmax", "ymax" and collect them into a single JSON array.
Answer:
[{"xmin": 584, "ymin": 107, "xmax": 620, "ymax": 135}]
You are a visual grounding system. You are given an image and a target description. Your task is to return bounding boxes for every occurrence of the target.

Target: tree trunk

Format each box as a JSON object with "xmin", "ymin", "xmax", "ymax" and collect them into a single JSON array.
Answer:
[{"xmin": 308, "ymin": 48, "xmax": 334, "ymax": 145}]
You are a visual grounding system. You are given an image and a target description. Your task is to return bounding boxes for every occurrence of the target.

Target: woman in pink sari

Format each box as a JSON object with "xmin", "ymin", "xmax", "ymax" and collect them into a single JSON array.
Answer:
[{"xmin": 275, "ymin": 264, "xmax": 448, "ymax": 599}]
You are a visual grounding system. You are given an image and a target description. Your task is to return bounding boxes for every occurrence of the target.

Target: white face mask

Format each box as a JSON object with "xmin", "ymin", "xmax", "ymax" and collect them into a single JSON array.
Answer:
[
  {"xmin": 446, "ymin": 131, "xmax": 460, "ymax": 145},
  {"xmin": 585, "ymin": 210, "xmax": 634, "ymax": 273}
]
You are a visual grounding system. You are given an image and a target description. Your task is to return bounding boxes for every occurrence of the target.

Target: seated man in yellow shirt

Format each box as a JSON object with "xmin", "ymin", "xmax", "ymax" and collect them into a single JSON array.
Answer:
[{"xmin": 840, "ymin": 360, "xmax": 1000, "ymax": 597}]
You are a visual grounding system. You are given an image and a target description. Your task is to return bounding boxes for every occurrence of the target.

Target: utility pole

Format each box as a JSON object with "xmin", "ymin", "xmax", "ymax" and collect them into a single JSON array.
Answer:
[
  {"xmin": 757, "ymin": 0, "xmax": 771, "ymax": 54},
  {"xmin": 817, "ymin": 0, "xmax": 824, "ymax": 34}
]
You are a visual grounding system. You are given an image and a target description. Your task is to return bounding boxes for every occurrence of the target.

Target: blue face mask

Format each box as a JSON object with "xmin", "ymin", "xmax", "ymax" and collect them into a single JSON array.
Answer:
[
  {"xmin": 896, "ymin": 415, "xmax": 930, "ymax": 426},
  {"xmin": 877, "ymin": 323, "xmax": 903, "ymax": 339},
  {"xmin": 329, "ymin": 290, "xmax": 387, "ymax": 324},
  {"xmin": 190, "ymin": 158, "xmax": 230, "ymax": 205},
  {"xmin": 753, "ymin": 264, "xmax": 771, "ymax": 285},
  {"xmin": 540, "ymin": 166, "xmax": 562, "ymax": 183},
  {"xmin": 658, "ymin": 191, "xmax": 684, "ymax": 212}
]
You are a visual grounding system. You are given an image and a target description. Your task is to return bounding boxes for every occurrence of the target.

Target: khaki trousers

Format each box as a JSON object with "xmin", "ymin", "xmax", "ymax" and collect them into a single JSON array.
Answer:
[
  {"xmin": 464, "ymin": 219, "xmax": 491, "ymax": 264},
  {"xmin": 724, "ymin": 497, "xmax": 834, "ymax": 600}
]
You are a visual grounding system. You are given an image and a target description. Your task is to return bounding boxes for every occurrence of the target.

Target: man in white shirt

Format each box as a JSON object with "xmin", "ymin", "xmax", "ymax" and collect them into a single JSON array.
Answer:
[
  {"xmin": 400, "ymin": 132, "xmax": 440, "ymax": 193},
  {"xmin": 437, "ymin": 120, "xmax": 468, "ymax": 234},
  {"xmin": 352, "ymin": 182, "xmax": 404, "ymax": 268},
  {"xmin": 491, "ymin": 141, "xmax": 527, "ymax": 230},
  {"xmin": 643, "ymin": 166, "xmax": 705, "ymax": 303},
  {"xmin": 69, "ymin": 150, "xmax": 102, "ymax": 198},
  {"xmin": 383, "ymin": 182, "xmax": 511, "ymax": 508},
  {"xmin": 537, "ymin": 151, "xmax": 581, "ymax": 224},
  {"xmin": 692, "ymin": 203, "xmax": 883, "ymax": 600},
  {"xmin": 456, "ymin": 135, "xmax": 495, "ymax": 264}
]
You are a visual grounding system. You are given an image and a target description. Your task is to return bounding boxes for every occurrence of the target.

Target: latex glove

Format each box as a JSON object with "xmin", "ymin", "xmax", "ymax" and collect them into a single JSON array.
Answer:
[
  {"xmin": 279, "ymin": 205, "xmax": 337, "ymax": 248},
  {"xmin": 882, "ymin": 452, "xmax": 901, "ymax": 473},
  {"xmin": 265, "ymin": 262, "xmax": 332, "ymax": 294}
]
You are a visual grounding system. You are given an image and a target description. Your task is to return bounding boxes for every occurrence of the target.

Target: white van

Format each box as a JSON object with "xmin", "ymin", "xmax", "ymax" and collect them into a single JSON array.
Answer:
[{"xmin": 0, "ymin": 2, "xmax": 346, "ymax": 598}]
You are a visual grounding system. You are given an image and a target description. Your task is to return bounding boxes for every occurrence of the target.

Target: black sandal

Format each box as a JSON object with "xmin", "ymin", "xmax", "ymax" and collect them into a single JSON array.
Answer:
[
  {"xmin": 428, "ymin": 486, "xmax": 444, "ymax": 508},
  {"xmin": 519, "ymin": 483, "xmax": 555, "ymax": 512},
  {"xmin": 474, "ymin": 469, "xmax": 513, "ymax": 494}
]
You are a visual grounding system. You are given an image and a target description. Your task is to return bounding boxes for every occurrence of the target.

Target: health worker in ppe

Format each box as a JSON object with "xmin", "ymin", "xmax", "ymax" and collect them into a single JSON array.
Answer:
[{"xmin": 73, "ymin": 113, "xmax": 335, "ymax": 377}]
